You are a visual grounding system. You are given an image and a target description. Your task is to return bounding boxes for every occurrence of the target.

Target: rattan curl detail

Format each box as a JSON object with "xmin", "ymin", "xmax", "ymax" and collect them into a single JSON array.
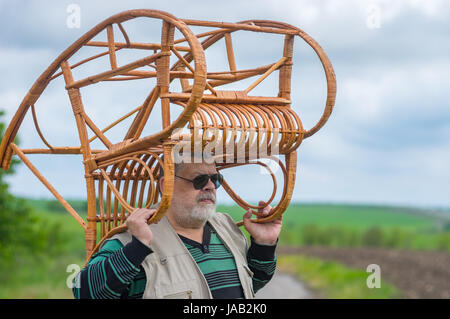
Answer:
[{"xmin": 0, "ymin": 9, "xmax": 336, "ymax": 260}]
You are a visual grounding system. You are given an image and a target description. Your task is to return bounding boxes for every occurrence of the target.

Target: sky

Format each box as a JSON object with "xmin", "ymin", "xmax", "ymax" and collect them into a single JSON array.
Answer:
[{"xmin": 0, "ymin": 0, "xmax": 449, "ymax": 208}]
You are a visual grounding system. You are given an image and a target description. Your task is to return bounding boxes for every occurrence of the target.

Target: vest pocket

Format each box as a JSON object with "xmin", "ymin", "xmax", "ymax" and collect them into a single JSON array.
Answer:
[
  {"xmin": 155, "ymin": 279, "xmax": 198, "ymax": 299},
  {"xmin": 162, "ymin": 290, "xmax": 193, "ymax": 299}
]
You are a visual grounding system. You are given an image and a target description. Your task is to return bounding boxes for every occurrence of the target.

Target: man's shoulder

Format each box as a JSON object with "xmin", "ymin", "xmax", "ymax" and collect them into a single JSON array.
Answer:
[
  {"xmin": 210, "ymin": 212, "xmax": 243, "ymax": 235},
  {"xmin": 210, "ymin": 212, "xmax": 248, "ymax": 251},
  {"xmin": 106, "ymin": 230, "xmax": 133, "ymax": 246},
  {"xmin": 211, "ymin": 211, "xmax": 236, "ymax": 224}
]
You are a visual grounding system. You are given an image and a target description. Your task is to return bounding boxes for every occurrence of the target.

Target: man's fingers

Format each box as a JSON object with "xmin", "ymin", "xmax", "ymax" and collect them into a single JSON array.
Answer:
[
  {"xmin": 257, "ymin": 201, "xmax": 266, "ymax": 214},
  {"xmin": 127, "ymin": 208, "xmax": 156, "ymax": 224},
  {"xmin": 243, "ymin": 209, "xmax": 257, "ymax": 225},
  {"xmin": 256, "ymin": 201, "xmax": 272, "ymax": 218},
  {"xmin": 143, "ymin": 209, "xmax": 156, "ymax": 218}
]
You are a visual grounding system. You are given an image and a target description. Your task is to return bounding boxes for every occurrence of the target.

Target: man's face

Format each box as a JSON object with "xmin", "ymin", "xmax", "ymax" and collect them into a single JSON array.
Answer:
[{"xmin": 169, "ymin": 162, "xmax": 218, "ymax": 229}]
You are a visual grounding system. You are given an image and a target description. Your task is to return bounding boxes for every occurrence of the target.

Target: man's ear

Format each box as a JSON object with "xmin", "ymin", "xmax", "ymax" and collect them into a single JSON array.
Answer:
[{"xmin": 159, "ymin": 176, "xmax": 164, "ymax": 194}]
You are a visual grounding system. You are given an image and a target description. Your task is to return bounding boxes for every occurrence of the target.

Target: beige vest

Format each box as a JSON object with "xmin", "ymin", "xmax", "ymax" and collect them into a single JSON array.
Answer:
[{"xmin": 108, "ymin": 213, "xmax": 255, "ymax": 299}]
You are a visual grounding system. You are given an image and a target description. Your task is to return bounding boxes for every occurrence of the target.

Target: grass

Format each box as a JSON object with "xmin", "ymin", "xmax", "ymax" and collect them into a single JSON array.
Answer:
[
  {"xmin": 0, "ymin": 208, "xmax": 86, "ymax": 298},
  {"xmin": 0, "ymin": 254, "xmax": 84, "ymax": 298},
  {"xmin": 277, "ymin": 255, "xmax": 402, "ymax": 299}
]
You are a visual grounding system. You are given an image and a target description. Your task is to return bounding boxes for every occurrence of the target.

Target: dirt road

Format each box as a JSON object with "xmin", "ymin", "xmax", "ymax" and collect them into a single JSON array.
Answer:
[{"xmin": 255, "ymin": 270, "xmax": 313, "ymax": 299}]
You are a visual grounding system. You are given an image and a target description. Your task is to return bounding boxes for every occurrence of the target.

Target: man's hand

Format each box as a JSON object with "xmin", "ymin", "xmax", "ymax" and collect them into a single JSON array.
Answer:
[
  {"xmin": 125, "ymin": 208, "xmax": 156, "ymax": 248},
  {"xmin": 242, "ymin": 201, "xmax": 282, "ymax": 246}
]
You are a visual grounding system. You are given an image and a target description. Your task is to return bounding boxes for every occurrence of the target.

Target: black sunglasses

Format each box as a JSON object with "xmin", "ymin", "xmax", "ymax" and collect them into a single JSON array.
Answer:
[{"xmin": 175, "ymin": 173, "xmax": 224, "ymax": 190}]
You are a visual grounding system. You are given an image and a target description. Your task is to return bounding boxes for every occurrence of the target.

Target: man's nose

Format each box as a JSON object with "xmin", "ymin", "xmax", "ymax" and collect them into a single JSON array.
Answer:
[{"xmin": 202, "ymin": 177, "xmax": 216, "ymax": 191}]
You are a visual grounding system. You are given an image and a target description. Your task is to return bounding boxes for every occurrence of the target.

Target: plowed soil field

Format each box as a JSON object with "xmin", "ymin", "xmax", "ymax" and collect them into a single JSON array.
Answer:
[{"xmin": 277, "ymin": 246, "xmax": 450, "ymax": 298}]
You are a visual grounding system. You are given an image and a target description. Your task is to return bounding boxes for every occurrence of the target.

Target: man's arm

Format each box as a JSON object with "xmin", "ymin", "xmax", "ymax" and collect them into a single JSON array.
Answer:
[
  {"xmin": 241, "ymin": 201, "xmax": 281, "ymax": 293},
  {"xmin": 72, "ymin": 236, "xmax": 152, "ymax": 299},
  {"xmin": 246, "ymin": 236, "xmax": 277, "ymax": 293}
]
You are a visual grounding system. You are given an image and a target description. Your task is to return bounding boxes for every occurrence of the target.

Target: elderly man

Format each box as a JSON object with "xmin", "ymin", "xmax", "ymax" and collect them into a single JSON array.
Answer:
[{"xmin": 73, "ymin": 157, "xmax": 282, "ymax": 299}]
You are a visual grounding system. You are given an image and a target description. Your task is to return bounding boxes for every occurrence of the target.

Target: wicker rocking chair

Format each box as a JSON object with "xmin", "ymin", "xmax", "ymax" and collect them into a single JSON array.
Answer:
[{"xmin": 0, "ymin": 9, "xmax": 336, "ymax": 261}]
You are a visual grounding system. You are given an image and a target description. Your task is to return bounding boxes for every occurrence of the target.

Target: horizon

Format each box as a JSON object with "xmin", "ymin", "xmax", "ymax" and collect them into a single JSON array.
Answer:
[{"xmin": 20, "ymin": 194, "xmax": 450, "ymax": 212}]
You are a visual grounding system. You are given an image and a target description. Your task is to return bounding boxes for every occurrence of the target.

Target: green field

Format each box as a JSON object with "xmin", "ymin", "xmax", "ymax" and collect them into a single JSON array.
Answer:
[
  {"xmin": 2, "ymin": 199, "xmax": 449, "ymax": 298},
  {"xmin": 0, "ymin": 208, "xmax": 86, "ymax": 298},
  {"xmin": 219, "ymin": 203, "xmax": 450, "ymax": 251},
  {"xmin": 219, "ymin": 203, "xmax": 437, "ymax": 230}
]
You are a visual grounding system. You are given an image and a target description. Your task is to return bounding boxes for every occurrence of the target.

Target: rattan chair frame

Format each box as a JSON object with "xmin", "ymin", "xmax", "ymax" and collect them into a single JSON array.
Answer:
[{"xmin": 0, "ymin": 9, "xmax": 336, "ymax": 260}]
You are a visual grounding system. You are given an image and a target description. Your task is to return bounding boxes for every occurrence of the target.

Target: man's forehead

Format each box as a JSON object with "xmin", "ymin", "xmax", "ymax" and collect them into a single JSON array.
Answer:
[{"xmin": 178, "ymin": 162, "xmax": 217, "ymax": 175}]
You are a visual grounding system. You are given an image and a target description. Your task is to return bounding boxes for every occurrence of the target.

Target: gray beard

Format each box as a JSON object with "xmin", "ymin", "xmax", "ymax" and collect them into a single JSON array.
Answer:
[{"xmin": 171, "ymin": 199, "xmax": 216, "ymax": 229}]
